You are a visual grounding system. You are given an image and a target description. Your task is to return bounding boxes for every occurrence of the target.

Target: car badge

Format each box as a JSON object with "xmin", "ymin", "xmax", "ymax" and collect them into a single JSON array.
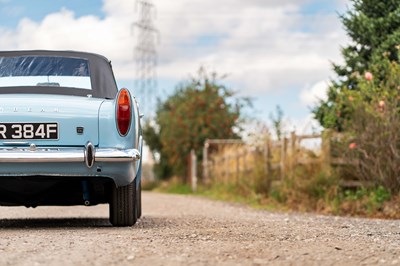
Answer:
[{"xmin": 77, "ymin": 127, "xmax": 84, "ymax": 135}]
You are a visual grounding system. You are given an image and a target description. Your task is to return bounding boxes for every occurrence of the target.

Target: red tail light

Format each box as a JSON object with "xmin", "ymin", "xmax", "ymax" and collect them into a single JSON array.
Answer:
[{"xmin": 117, "ymin": 89, "xmax": 131, "ymax": 136}]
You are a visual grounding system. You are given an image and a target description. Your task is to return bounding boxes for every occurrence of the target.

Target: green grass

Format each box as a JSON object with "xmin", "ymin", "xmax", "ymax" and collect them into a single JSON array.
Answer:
[
  {"xmin": 154, "ymin": 181, "xmax": 283, "ymax": 212},
  {"xmin": 150, "ymin": 178, "xmax": 398, "ymax": 218},
  {"xmin": 161, "ymin": 183, "xmax": 193, "ymax": 194}
]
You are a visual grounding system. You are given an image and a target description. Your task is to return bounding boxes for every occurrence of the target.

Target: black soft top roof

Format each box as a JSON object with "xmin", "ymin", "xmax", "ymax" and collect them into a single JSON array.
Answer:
[{"xmin": 0, "ymin": 50, "xmax": 118, "ymax": 99}]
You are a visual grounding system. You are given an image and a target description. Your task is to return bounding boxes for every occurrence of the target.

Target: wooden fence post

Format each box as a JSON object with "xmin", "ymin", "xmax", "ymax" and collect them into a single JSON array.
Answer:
[
  {"xmin": 216, "ymin": 157, "xmax": 221, "ymax": 184},
  {"xmin": 236, "ymin": 146, "xmax": 240, "ymax": 185},
  {"xmin": 190, "ymin": 149, "xmax": 197, "ymax": 192},
  {"xmin": 243, "ymin": 149, "xmax": 248, "ymax": 175},
  {"xmin": 280, "ymin": 137, "xmax": 288, "ymax": 179},
  {"xmin": 322, "ymin": 130, "xmax": 332, "ymax": 174},
  {"xmin": 225, "ymin": 154, "xmax": 230, "ymax": 184},
  {"xmin": 264, "ymin": 138, "xmax": 271, "ymax": 176},
  {"xmin": 202, "ymin": 140, "xmax": 209, "ymax": 185},
  {"xmin": 290, "ymin": 131, "xmax": 297, "ymax": 178}
]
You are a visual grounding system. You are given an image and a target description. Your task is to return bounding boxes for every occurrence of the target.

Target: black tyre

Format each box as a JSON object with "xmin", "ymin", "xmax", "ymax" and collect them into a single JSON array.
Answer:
[
  {"xmin": 109, "ymin": 182, "xmax": 137, "ymax": 226},
  {"xmin": 136, "ymin": 178, "xmax": 142, "ymax": 219},
  {"xmin": 136, "ymin": 159, "xmax": 142, "ymax": 219}
]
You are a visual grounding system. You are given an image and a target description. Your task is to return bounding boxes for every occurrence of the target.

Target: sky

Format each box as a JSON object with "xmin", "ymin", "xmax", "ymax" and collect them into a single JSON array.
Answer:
[{"xmin": 0, "ymin": 0, "xmax": 350, "ymax": 135}]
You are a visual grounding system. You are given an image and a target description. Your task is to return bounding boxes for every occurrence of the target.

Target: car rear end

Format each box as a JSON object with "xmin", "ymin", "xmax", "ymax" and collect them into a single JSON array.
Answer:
[{"xmin": 0, "ymin": 51, "xmax": 142, "ymax": 226}]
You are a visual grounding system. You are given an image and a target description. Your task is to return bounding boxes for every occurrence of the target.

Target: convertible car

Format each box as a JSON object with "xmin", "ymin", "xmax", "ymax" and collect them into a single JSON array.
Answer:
[{"xmin": 0, "ymin": 50, "xmax": 143, "ymax": 226}]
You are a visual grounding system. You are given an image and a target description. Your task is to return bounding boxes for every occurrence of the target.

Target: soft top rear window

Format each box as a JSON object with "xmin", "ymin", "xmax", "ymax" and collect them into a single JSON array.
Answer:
[{"xmin": 0, "ymin": 56, "xmax": 91, "ymax": 90}]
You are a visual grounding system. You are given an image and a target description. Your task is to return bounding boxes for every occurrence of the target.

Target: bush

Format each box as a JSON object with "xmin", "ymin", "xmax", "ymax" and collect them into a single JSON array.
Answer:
[
  {"xmin": 339, "ymin": 186, "xmax": 391, "ymax": 215},
  {"xmin": 340, "ymin": 61, "xmax": 400, "ymax": 193}
]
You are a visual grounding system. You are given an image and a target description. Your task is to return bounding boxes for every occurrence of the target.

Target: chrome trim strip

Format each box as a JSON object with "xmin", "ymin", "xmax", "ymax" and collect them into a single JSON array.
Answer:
[
  {"xmin": 3, "ymin": 142, "xmax": 29, "ymax": 146},
  {"xmin": 0, "ymin": 147, "xmax": 140, "ymax": 163},
  {"xmin": 96, "ymin": 148, "xmax": 141, "ymax": 162},
  {"xmin": 0, "ymin": 148, "xmax": 84, "ymax": 163}
]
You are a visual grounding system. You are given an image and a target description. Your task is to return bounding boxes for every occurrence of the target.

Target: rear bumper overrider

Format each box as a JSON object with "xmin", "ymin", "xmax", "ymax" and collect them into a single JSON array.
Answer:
[{"xmin": 0, "ymin": 142, "xmax": 140, "ymax": 167}]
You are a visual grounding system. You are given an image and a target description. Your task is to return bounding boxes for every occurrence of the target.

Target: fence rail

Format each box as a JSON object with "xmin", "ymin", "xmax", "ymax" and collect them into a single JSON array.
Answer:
[{"xmin": 199, "ymin": 131, "xmax": 360, "ymax": 188}]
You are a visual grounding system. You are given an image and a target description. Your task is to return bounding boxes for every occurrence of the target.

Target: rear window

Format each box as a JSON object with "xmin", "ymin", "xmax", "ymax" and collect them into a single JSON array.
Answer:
[{"xmin": 0, "ymin": 56, "xmax": 92, "ymax": 90}]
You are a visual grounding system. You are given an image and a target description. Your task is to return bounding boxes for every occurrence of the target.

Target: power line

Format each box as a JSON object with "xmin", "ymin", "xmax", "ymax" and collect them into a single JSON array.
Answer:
[{"xmin": 133, "ymin": 0, "xmax": 159, "ymax": 117}]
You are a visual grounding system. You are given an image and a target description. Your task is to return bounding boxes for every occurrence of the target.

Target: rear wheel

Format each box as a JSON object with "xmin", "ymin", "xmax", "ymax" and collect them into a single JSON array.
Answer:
[
  {"xmin": 136, "ymin": 161, "xmax": 142, "ymax": 219},
  {"xmin": 136, "ymin": 178, "xmax": 142, "ymax": 219},
  {"xmin": 109, "ymin": 182, "xmax": 137, "ymax": 226}
]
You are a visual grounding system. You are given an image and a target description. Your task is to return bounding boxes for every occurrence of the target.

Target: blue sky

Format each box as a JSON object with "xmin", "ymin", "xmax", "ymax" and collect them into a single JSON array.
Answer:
[
  {"xmin": 0, "ymin": 0, "xmax": 104, "ymax": 28},
  {"xmin": 0, "ymin": 0, "xmax": 349, "ymax": 135}
]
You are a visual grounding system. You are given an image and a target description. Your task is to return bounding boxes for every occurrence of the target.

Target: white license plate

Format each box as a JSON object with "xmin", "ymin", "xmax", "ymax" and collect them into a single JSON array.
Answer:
[{"xmin": 0, "ymin": 123, "xmax": 58, "ymax": 140}]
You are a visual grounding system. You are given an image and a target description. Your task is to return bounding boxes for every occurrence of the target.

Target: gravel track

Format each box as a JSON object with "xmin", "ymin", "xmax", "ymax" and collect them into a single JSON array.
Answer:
[{"xmin": 0, "ymin": 192, "xmax": 399, "ymax": 265}]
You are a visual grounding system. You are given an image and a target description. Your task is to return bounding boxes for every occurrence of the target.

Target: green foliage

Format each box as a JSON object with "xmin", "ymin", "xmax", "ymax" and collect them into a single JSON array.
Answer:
[
  {"xmin": 371, "ymin": 186, "xmax": 392, "ymax": 205},
  {"xmin": 338, "ymin": 60, "xmax": 400, "ymax": 193},
  {"xmin": 343, "ymin": 188, "xmax": 368, "ymax": 201},
  {"xmin": 143, "ymin": 122, "xmax": 173, "ymax": 180},
  {"xmin": 144, "ymin": 67, "xmax": 251, "ymax": 179},
  {"xmin": 268, "ymin": 169, "xmax": 340, "ymax": 212},
  {"xmin": 269, "ymin": 187, "xmax": 286, "ymax": 204},
  {"xmin": 340, "ymin": 186, "xmax": 391, "ymax": 214},
  {"xmin": 303, "ymin": 172, "xmax": 339, "ymax": 200},
  {"xmin": 155, "ymin": 172, "xmax": 394, "ymax": 218},
  {"xmin": 314, "ymin": 0, "xmax": 400, "ymax": 129}
]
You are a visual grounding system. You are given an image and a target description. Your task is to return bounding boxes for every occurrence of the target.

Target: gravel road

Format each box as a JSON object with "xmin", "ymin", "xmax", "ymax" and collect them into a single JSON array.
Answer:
[{"xmin": 0, "ymin": 191, "xmax": 399, "ymax": 265}]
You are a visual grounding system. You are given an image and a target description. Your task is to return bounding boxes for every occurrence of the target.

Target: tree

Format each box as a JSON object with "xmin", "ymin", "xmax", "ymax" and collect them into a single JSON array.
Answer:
[
  {"xmin": 144, "ymin": 68, "xmax": 251, "ymax": 179},
  {"xmin": 314, "ymin": 0, "xmax": 400, "ymax": 130}
]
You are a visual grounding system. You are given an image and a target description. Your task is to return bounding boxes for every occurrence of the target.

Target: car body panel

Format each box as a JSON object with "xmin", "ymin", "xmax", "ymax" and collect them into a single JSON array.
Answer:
[
  {"xmin": 0, "ymin": 161, "xmax": 137, "ymax": 187},
  {"xmin": 0, "ymin": 94, "xmax": 103, "ymax": 146},
  {"xmin": 0, "ymin": 50, "xmax": 143, "ymax": 207}
]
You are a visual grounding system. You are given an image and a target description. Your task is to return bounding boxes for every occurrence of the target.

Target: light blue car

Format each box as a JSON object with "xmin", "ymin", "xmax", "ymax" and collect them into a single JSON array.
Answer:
[{"xmin": 0, "ymin": 50, "xmax": 143, "ymax": 226}]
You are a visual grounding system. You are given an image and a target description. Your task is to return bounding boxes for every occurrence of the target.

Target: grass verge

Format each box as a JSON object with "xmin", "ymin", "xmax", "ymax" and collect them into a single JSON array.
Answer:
[{"xmin": 145, "ymin": 176, "xmax": 400, "ymax": 219}]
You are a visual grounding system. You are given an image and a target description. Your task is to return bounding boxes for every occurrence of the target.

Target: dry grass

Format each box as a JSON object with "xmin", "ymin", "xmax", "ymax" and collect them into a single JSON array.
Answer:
[{"xmin": 203, "ymin": 138, "xmax": 398, "ymax": 219}]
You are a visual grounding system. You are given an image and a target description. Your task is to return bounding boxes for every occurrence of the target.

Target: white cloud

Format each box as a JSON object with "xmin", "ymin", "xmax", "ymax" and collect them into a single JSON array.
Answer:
[
  {"xmin": 336, "ymin": 0, "xmax": 351, "ymax": 11},
  {"xmin": 300, "ymin": 80, "xmax": 331, "ymax": 107},
  {"xmin": 0, "ymin": 0, "xmax": 347, "ymax": 105},
  {"xmin": 0, "ymin": 7, "xmax": 135, "ymax": 76},
  {"xmin": 102, "ymin": 0, "xmax": 134, "ymax": 16},
  {"xmin": 153, "ymin": 0, "xmax": 346, "ymax": 96},
  {"xmin": 293, "ymin": 113, "xmax": 322, "ymax": 131}
]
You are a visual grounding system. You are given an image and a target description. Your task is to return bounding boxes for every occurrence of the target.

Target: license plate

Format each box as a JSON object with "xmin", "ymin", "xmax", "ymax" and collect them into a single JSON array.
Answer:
[{"xmin": 0, "ymin": 123, "xmax": 58, "ymax": 140}]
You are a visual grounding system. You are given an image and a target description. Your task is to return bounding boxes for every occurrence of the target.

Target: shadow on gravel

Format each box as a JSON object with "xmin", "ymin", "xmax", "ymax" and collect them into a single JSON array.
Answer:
[
  {"xmin": 0, "ymin": 216, "xmax": 181, "ymax": 229},
  {"xmin": 0, "ymin": 218, "xmax": 111, "ymax": 229}
]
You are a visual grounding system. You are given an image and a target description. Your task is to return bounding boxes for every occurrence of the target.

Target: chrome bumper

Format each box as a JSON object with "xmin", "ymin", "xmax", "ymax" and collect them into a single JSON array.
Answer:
[{"xmin": 0, "ymin": 145, "xmax": 141, "ymax": 166}]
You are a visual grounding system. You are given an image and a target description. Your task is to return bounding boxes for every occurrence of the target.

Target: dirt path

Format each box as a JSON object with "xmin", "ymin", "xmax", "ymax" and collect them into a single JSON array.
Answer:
[{"xmin": 0, "ymin": 192, "xmax": 398, "ymax": 265}]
